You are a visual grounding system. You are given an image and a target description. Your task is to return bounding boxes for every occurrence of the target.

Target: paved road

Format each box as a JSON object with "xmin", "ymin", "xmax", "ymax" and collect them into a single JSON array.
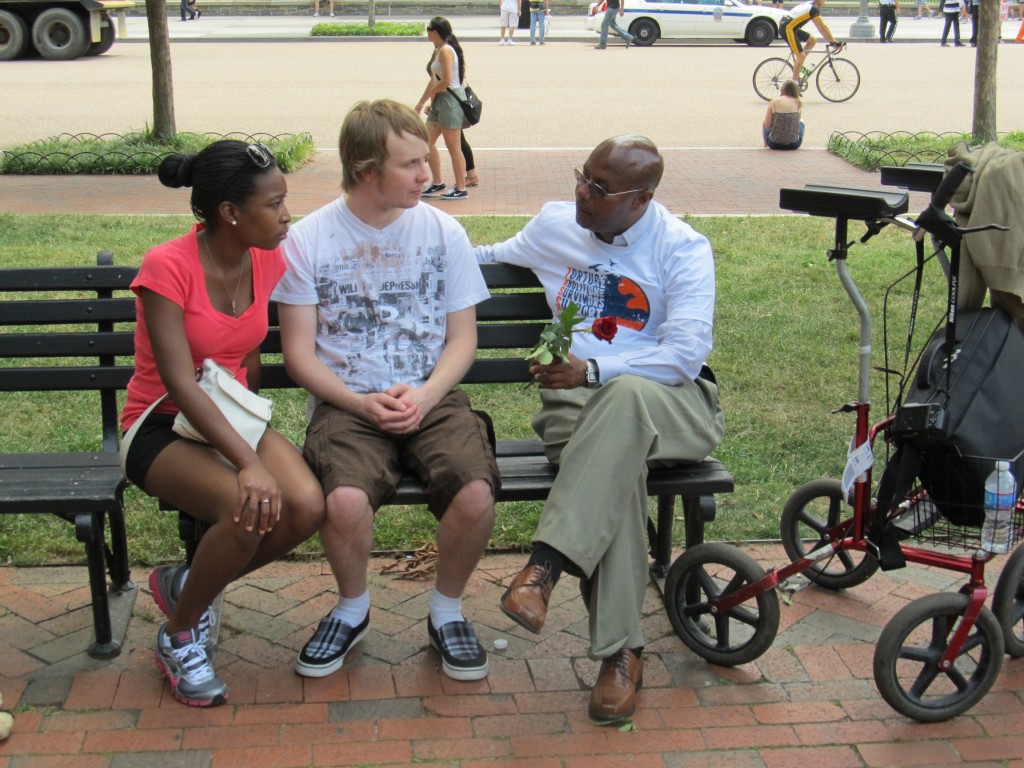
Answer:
[{"xmin": 1, "ymin": 16, "xmax": 1022, "ymax": 150}]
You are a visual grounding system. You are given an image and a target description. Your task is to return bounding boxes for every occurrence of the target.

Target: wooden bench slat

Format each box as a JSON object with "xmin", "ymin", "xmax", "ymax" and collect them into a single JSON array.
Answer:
[
  {"xmin": 0, "ymin": 331, "xmax": 135, "ymax": 358},
  {"xmin": 0, "ymin": 465, "xmax": 125, "ymax": 513},
  {"xmin": 0, "ymin": 298, "xmax": 136, "ymax": 326},
  {"xmin": 0, "ymin": 367, "xmax": 132, "ymax": 392},
  {"xmin": 0, "ymin": 264, "xmax": 134, "ymax": 292}
]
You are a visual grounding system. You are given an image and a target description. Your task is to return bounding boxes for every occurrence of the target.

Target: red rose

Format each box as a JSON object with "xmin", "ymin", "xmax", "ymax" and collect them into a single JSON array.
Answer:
[{"xmin": 591, "ymin": 316, "xmax": 618, "ymax": 343}]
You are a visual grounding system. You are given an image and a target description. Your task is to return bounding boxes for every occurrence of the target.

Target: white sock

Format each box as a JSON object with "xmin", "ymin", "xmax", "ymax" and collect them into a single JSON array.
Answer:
[
  {"xmin": 429, "ymin": 589, "xmax": 464, "ymax": 629},
  {"xmin": 330, "ymin": 590, "xmax": 370, "ymax": 628}
]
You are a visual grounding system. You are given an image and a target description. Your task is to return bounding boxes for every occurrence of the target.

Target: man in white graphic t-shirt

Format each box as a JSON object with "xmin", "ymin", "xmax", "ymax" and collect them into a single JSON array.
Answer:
[
  {"xmin": 476, "ymin": 135, "xmax": 725, "ymax": 724},
  {"xmin": 273, "ymin": 99, "xmax": 499, "ymax": 684}
]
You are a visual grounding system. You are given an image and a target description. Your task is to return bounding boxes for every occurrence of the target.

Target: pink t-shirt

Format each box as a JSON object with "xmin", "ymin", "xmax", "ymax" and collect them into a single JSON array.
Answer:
[{"xmin": 121, "ymin": 225, "xmax": 286, "ymax": 431}]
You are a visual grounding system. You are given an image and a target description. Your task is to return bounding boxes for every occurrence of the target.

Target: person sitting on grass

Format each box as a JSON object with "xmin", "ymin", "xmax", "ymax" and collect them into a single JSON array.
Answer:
[{"xmin": 763, "ymin": 79, "xmax": 805, "ymax": 150}]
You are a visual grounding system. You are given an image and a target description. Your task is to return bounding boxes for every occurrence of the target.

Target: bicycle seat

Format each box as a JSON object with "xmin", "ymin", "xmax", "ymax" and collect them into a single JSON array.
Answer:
[
  {"xmin": 779, "ymin": 184, "xmax": 909, "ymax": 220},
  {"xmin": 879, "ymin": 163, "xmax": 946, "ymax": 194}
]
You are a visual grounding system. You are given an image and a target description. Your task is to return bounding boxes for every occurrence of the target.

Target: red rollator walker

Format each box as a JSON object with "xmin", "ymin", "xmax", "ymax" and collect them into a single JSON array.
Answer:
[{"xmin": 661, "ymin": 163, "xmax": 1024, "ymax": 722}]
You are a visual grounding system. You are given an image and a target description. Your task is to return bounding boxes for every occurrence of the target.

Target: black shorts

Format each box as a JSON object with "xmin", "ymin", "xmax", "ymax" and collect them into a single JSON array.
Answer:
[
  {"xmin": 123, "ymin": 413, "xmax": 184, "ymax": 491},
  {"xmin": 781, "ymin": 19, "xmax": 812, "ymax": 53}
]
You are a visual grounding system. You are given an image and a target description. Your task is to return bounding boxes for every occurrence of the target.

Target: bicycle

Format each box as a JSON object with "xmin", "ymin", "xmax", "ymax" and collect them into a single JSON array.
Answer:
[
  {"xmin": 753, "ymin": 42, "xmax": 860, "ymax": 103},
  {"xmin": 660, "ymin": 165, "xmax": 1024, "ymax": 722}
]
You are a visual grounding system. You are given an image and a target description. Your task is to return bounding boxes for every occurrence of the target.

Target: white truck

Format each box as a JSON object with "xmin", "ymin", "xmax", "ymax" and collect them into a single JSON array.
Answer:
[{"xmin": 0, "ymin": 0, "xmax": 133, "ymax": 60}]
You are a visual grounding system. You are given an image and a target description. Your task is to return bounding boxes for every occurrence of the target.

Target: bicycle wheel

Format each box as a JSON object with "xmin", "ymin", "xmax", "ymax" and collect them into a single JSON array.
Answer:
[
  {"xmin": 753, "ymin": 57, "xmax": 791, "ymax": 101},
  {"xmin": 816, "ymin": 57, "xmax": 861, "ymax": 103},
  {"xmin": 992, "ymin": 544, "xmax": 1024, "ymax": 657},
  {"xmin": 780, "ymin": 479, "xmax": 879, "ymax": 590},
  {"xmin": 663, "ymin": 542, "xmax": 780, "ymax": 667},
  {"xmin": 873, "ymin": 592, "xmax": 1004, "ymax": 722}
]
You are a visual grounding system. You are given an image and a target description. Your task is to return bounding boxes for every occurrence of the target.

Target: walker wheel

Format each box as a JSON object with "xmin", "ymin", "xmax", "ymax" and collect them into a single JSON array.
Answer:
[
  {"xmin": 873, "ymin": 592, "xmax": 1003, "ymax": 722},
  {"xmin": 663, "ymin": 542, "xmax": 779, "ymax": 667}
]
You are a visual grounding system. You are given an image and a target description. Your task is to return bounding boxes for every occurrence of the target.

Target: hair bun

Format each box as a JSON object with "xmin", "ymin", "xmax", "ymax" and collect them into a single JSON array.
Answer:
[{"xmin": 157, "ymin": 153, "xmax": 196, "ymax": 189}]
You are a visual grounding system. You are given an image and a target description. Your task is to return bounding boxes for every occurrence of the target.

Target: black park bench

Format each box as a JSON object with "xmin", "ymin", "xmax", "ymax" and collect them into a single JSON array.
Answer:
[{"xmin": 0, "ymin": 253, "xmax": 734, "ymax": 659}]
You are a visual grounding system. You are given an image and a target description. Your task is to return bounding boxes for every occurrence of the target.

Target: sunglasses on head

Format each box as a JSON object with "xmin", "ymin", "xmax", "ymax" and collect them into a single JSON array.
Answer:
[{"xmin": 245, "ymin": 143, "xmax": 272, "ymax": 169}]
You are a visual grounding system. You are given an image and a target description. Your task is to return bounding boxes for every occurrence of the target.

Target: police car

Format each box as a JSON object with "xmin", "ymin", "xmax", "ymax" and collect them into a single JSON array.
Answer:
[{"xmin": 585, "ymin": 0, "xmax": 787, "ymax": 47}]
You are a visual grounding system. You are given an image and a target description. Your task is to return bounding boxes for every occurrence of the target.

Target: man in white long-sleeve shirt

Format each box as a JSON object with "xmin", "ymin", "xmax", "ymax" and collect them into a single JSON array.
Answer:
[{"xmin": 476, "ymin": 135, "xmax": 725, "ymax": 724}]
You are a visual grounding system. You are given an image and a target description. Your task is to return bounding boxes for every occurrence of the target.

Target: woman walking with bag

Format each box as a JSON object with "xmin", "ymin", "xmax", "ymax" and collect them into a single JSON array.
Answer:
[
  {"xmin": 416, "ymin": 16, "xmax": 470, "ymax": 201},
  {"xmin": 120, "ymin": 140, "xmax": 324, "ymax": 707}
]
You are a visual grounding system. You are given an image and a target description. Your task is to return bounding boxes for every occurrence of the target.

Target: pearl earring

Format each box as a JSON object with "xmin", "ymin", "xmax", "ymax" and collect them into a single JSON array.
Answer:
[{"xmin": 231, "ymin": 220, "xmax": 237, "ymax": 226}]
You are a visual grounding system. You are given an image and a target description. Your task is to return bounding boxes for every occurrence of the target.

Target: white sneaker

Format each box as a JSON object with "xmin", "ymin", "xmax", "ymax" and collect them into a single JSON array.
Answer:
[
  {"xmin": 507, "ymin": 39, "xmax": 516, "ymax": 45},
  {"xmin": 499, "ymin": 39, "xmax": 506, "ymax": 45}
]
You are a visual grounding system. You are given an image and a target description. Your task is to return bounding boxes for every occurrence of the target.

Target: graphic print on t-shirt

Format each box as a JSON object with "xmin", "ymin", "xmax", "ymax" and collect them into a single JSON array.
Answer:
[
  {"xmin": 555, "ymin": 267, "xmax": 650, "ymax": 332},
  {"xmin": 314, "ymin": 241, "xmax": 447, "ymax": 392}
]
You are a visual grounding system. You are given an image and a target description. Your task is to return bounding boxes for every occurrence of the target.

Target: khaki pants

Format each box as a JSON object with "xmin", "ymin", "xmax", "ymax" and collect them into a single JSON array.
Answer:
[{"xmin": 531, "ymin": 374, "xmax": 725, "ymax": 658}]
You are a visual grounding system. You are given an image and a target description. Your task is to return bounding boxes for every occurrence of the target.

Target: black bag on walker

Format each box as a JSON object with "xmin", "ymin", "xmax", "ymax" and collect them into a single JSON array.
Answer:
[
  {"xmin": 894, "ymin": 307, "xmax": 1024, "ymax": 525},
  {"xmin": 872, "ymin": 308, "xmax": 1024, "ymax": 568}
]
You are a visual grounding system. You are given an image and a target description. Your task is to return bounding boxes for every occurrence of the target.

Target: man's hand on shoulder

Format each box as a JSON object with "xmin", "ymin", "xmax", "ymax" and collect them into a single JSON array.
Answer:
[
  {"xmin": 360, "ymin": 390, "xmax": 423, "ymax": 435},
  {"xmin": 529, "ymin": 353, "xmax": 588, "ymax": 390}
]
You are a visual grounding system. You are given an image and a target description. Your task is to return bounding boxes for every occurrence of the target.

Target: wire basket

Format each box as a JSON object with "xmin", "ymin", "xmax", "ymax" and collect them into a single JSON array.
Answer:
[{"xmin": 889, "ymin": 452, "xmax": 1024, "ymax": 553}]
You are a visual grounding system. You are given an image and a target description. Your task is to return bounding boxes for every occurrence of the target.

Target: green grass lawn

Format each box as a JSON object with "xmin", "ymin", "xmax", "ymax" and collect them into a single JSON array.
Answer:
[{"xmin": 0, "ymin": 212, "xmax": 952, "ymax": 566}]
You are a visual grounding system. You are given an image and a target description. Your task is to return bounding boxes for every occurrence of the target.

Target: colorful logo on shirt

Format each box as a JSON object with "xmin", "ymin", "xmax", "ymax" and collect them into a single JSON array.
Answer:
[{"xmin": 556, "ymin": 268, "xmax": 649, "ymax": 331}]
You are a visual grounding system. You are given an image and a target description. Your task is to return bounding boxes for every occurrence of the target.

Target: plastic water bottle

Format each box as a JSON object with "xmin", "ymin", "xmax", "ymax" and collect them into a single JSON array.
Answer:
[{"xmin": 981, "ymin": 460, "xmax": 1016, "ymax": 554}]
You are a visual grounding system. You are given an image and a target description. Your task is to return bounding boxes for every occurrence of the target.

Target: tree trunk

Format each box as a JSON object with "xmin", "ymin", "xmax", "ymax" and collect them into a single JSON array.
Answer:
[
  {"xmin": 146, "ymin": 0, "xmax": 176, "ymax": 140},
  {"xmin": 972, "ymin": 0, "xmax": 999, "ymax": 143},
  {"xmin": 368, "ymin": 0, "xmax": 376, "ymax": 28}
]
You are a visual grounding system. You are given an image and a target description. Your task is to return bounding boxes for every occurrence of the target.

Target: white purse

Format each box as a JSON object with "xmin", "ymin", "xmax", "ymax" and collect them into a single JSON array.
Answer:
[{"xmin": 172, "ymin": 359, "xmax": 273, "ymax": 451}]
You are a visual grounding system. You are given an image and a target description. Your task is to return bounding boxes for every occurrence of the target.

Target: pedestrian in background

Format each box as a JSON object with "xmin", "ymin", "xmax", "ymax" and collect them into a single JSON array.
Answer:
[
  {"xmin": 312, "ymin": 0, "xmax": 334, "ymax": 17},
  {"xmin": 939, "ymin": 0, "xmax": 966, "ymax": 46},
  {"xmin": 499, "ymin": 0, "xmax": 519, "ymax": 44},
  {"xmin": 914, "ymin": 0, "xmax": 932, "ymax": 18},
  {"xmin": 416, "ymin": 16, "xmax": 470, "ymax": 200},
  {"xmin": 530, "ymin": 0, "xmax": 549, "ymax": 45},
  {"xmin": 597, "ymin": 0, "xmax": 635, "ymax": 49},
  {"xmin": 967, "ymin": 0, "xmax": 979, "ymax": 45},
  {"xmin": 879, "ymin": 0, "xmax": 899, "ymax": 41}
]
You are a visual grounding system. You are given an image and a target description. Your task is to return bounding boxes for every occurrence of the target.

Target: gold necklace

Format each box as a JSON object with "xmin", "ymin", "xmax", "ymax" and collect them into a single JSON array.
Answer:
[{"xmin": 201, "ymin": 234, "xmax": 247, "ymax": 316}]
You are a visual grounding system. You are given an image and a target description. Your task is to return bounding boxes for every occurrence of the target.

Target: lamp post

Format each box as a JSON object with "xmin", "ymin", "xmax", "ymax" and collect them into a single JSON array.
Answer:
[{"xmin": 849, "ymin": 0, "xmax": 875, "ymax": 38}]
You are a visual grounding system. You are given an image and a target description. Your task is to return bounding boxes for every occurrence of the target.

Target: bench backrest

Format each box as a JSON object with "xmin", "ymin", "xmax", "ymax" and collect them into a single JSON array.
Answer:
[{"xmin": 0, "ymin": 254, "xmax": 551, "ymax": 451}]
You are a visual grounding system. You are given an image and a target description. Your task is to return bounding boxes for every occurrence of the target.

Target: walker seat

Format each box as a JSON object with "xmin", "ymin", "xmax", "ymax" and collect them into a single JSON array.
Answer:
[
  {"xmin": 880, "ymin": 163, "xmax": 946, "ymax": 194},
  {"xmin": 779, "ymin": 185, "xmax": 909, "ymax": 220}
]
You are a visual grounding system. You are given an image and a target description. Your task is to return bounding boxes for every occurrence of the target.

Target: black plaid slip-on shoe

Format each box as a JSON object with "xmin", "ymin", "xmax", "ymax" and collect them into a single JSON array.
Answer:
[
  {"xmin": 295, "ymin": 612, "xmax": 370, "ymax": 678},
  {"xmin": 427, "ymin": 617, "xmax": 488, "ymax": 681}
]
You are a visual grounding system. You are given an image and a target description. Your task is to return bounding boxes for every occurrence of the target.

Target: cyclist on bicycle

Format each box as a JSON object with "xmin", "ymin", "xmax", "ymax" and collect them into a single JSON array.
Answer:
[{"xmin": 780, "ymin": 0, "xmax": 843, "ymax": 81}]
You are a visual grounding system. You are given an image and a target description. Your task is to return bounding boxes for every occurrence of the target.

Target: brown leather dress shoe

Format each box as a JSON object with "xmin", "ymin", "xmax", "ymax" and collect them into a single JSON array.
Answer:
[
  {"xmin": 589, "ymin": 648, "xmax": 643, "ymax": 723},
  {"xmin": 500, "ymin": 564, "xmax": 554, "ymax": 634}
]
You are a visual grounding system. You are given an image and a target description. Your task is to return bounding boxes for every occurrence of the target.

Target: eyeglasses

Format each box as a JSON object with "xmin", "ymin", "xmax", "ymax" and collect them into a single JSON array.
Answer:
[
  {"xmin": 573, "ymin": 166, "xmax": 647, "ymax": 200},
  {"xmin": 245, "ymin": 143, "xmax": 273, "ymax": 169}
]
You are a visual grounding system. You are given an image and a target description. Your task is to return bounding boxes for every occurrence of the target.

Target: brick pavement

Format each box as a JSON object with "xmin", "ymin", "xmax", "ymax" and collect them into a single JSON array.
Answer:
[
  {"xmin": 0, "ymin": 148, "xmax": 931, "ymax": 218},
  {"xmin": 2, "ymin": 545, "xmax": 1024, "ymax": 767}
]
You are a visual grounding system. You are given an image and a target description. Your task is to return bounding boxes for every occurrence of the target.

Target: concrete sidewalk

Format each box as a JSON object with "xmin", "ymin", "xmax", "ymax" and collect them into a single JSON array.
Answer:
[{"xmin": 115, "ymin": 13, "xmax": 1024, "ymax": 44}]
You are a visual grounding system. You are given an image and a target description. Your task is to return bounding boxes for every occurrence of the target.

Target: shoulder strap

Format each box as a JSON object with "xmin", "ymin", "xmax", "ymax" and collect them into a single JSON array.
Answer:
[{"xmin": 868, "ymin": 444, "xmax": 921, "ymax": 571}]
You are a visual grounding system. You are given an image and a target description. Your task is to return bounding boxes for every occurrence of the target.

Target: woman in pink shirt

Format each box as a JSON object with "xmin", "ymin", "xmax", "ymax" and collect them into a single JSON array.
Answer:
[{"xmin": 121, "ymin": 140, "xmax": 324, "ymax": 707}]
